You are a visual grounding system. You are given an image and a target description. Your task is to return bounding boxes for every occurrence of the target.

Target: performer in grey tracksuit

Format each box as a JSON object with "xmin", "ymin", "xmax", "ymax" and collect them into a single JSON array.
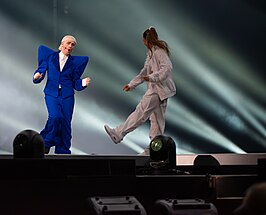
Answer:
[{"xmin": 104, "ymin": 27, "xmax": 176, "ymax": 153}]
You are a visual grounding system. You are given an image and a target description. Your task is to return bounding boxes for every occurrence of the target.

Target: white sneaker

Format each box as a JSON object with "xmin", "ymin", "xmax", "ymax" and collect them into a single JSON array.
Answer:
[{"xmin": 104, "ymin": 125, "xmax": 122, "ymax": 144}]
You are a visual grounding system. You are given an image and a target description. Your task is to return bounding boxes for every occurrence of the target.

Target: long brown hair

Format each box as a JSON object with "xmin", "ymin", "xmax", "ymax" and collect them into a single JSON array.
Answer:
[{"xmin": 143, "ymin": 27, "xmax": 170, "ymax": 56}]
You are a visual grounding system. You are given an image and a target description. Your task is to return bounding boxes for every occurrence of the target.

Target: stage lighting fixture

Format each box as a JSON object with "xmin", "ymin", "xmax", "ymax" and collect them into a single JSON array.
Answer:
[
  {"xmin": 149, "ymin": 135, "xmax": 176, "ymax": 170},
  {"xmin": 193, "ymin": 155, "xmax": 220, "ymax": 166},
  {"xmin": 87, "ymin": 196, "xmax": 147, "ymax": 215},
  {"xmin": 151, "ymin": 198, "xmax": 218, "ymax": 215},
  {"xmin": 193, "ymin": 155, "xmax": 220, "ymax": 174},
  {"xmin": 13, "ymin": 129, "xmax": 45, "ymax": 159}
]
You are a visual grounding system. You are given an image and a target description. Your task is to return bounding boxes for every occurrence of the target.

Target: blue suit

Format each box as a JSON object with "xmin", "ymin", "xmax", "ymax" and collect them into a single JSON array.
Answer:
[{"xmin": 33, "ymin": 45, "xmax": 89, "ymax": 154}]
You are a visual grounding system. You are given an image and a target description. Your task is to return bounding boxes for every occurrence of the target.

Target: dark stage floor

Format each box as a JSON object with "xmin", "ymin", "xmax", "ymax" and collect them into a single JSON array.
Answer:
[{"xmin": 0, "ymin": 153, "xmax": 265, "ymax": 215}]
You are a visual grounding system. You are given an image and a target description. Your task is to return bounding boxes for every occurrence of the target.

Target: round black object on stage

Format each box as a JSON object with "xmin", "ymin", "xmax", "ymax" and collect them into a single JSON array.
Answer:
[
  {"xmin": 149, "ymin": 135, "xmax": 176, "ymax": 170},
  {"xmin": 13, "ymin": 129, "xmax": 45, "ymax": 159}
]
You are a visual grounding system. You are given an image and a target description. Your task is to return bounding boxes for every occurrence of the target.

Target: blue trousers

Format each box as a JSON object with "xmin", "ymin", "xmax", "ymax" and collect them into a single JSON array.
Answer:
[{"xmin": 40, "ymin": 91, "xmax": 74, "ymax": 154}]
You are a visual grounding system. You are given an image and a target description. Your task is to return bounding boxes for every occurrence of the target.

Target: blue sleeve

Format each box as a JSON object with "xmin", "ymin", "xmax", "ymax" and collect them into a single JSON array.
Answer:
[
  {"xmin": 73, "ymin": 56, "xmax": 89, "ymax": 91},
  {"xmin": 74, "ymin": 56, "xmax": 89, "ymax": 77},
  {"xmin": 33, "ymin": 45, "xmax": 55, "ymax": 84}
]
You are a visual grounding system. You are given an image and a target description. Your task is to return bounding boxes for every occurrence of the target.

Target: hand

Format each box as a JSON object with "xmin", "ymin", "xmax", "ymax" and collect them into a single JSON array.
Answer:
[
  {"xmin": 33, "ymin": 72, "xmax": 42, "ymax": 80},
  {"xmin": 85, "ymin": 77, "xmax": 91, "ymax": 87},
  {"xmin": 123, "ymin": 84, "xmax": 131, "ymax": 91}
]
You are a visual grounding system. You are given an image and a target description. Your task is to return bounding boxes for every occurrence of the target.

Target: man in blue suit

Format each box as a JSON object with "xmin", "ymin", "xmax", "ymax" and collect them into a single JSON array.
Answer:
[{"xmin": 33, "ymin": 35, "xmax": 91, "ymax": 154}]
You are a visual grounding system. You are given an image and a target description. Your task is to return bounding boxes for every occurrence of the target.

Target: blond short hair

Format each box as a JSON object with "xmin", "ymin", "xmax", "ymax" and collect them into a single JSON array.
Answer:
[{"xmin": 58, "ymin": 35, "xmax": 77, "ymax": 50}]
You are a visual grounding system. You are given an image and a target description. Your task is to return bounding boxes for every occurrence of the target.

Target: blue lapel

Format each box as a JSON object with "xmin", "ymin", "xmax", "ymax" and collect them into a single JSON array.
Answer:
[
  {"xmin": 52, "ymin": 52, "xmax": 60, "ymax": 71},
  {"xmin": 62, "ymin": 55, "xmax": 73, "ymax": 72}
]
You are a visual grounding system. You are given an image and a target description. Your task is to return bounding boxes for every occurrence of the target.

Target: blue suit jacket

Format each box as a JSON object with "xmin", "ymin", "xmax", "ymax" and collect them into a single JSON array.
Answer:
[{"xmin": 33, "ymin": 45, "xmax": 89, "ymax": 98}]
